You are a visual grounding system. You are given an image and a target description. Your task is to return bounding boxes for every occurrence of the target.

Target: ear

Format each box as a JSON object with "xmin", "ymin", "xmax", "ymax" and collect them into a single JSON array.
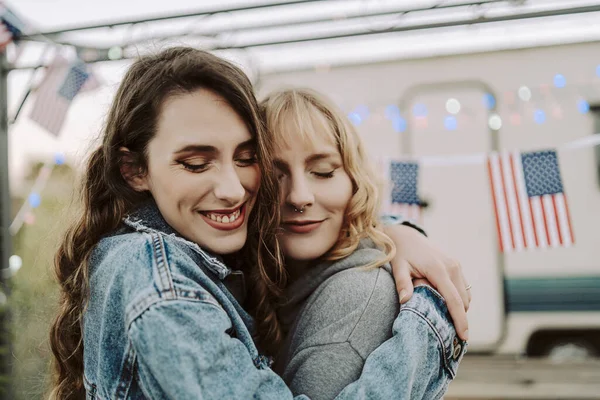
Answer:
[{"xmin": 119, "ymin": 147, "xmax": 150, "ymax": 192}]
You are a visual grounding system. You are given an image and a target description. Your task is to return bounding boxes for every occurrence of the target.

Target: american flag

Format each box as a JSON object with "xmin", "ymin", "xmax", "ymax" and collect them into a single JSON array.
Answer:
[
  {"xmin": 382, "ymin": 161, "xmax": 421, "ymax": 221},
  {"xmin": 29, "ymin": 57, "xmax": 92, "ymax": 136},
  {"xmin": 487, "ymin": 150, "xmax": 574, "ymax": 252},
  {"xmin": 0, "ymin": 3, "xmax": 24, "ymax": 51}
]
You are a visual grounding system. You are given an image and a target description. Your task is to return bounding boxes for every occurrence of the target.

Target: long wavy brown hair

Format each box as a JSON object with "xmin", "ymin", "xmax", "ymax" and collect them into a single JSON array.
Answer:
[{"xmin": 49, "ymin": 47, "xmax": 285, "ymax": 399}]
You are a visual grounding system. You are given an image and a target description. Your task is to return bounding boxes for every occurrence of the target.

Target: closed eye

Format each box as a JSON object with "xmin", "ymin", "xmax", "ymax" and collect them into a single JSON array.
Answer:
[
  {"xmin": 179, "ymin": 161, "xmax": 210, "ymax": 173},
  {"xmin": 313, "ymin": 170, "xmax": 335, "ymax": 179}
]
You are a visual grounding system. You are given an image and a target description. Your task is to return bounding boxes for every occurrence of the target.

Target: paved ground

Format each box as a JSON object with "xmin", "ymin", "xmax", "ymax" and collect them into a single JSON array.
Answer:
[{"xmin": 445, "ymin": 355, "xmax": 600, "ymax": 399}]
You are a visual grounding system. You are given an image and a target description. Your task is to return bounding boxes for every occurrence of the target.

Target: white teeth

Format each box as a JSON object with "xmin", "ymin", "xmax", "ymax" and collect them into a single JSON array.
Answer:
[{"xmin": 205, "ymin": 208, "xmax": 242, "ymax": 224}]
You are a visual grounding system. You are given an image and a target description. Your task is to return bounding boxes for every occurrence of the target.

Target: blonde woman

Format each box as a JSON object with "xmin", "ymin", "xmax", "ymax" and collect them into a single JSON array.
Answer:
[{"xmin": 262, "ymin": 89, "xmax": 467, "ymax": 400}]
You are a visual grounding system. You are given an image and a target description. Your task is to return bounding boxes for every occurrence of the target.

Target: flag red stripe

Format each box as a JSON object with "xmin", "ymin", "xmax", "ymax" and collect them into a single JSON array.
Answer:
[
  {"xmin": 498, "ymin": 156, "xmax": 515, "ymax": 250},
  {"xmin": 510, "ymin": 153, "xmax": 527, "ymax": 248},
  {"xmin": 528, "ymin": 198, "xmax": 539, "ymax": 247},
  {"xmin": 551, "ymin": 195, "xmax": 563, "ymax": 245},
  {"xmin": 487, "ymin": 158, "xmax": 504, "ymax": 252},
  {"xmin": 539, "ymin": 197, "xmax": 551, "ymax": 246},
  {"xmin": 563, "ymin": 194, "xmax": 575, "ymax": 243}
]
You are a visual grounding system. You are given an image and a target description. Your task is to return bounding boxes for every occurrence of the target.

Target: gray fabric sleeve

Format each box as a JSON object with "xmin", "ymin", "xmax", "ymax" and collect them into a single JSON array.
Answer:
[
  {"xmin": 284, "ymin": 342, "xmax": 364, "ymax": 400},
  {"xmin": 281, "ymin": 268, "xmax": 399, "ymax": 399}
]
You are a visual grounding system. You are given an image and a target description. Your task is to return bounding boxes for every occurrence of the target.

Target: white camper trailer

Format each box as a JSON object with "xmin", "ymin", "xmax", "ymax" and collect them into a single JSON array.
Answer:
[{"xmin": 259, "ymin": 41, "xmax": 600, "ymax": 360}]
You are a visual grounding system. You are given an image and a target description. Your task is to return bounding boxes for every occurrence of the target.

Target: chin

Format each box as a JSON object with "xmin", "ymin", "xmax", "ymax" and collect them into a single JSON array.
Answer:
[
  {"xmin": 199, "ymin": 233, "xmax": 247, "ymax": 255},
  {"xmin": 283, "ymin": 245, "xmax": 326, "ymax": 262}
]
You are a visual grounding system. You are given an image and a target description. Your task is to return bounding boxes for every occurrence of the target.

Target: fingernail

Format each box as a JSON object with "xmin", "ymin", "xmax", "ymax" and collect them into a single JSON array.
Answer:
[
  {"xmin": 463, "ymin": 330, "xmax": 469, "ymax": 341},
  {"xmin": 399, "ymin": 290, "xmax": 408, "ymax": 303}
]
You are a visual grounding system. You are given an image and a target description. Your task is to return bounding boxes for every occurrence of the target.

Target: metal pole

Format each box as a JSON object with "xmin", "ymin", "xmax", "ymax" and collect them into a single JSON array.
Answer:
[{"xmin": 0, "ymin": 50, "xmax": 13, "ymax": 399}]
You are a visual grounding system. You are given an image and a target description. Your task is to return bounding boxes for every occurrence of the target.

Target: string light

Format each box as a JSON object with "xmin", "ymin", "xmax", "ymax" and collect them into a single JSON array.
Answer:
[
  {"xmin": 488, "ymin": 114, "xmax": 502, "ymax": 130},
  {"xmin": 108, "ymin": 46, "xmax": 123, "ymax": 60},
  {"xmin": 444, "ymin": 115, "xmax": 457, "ymax": 131},
  {"xmin": 8, "ymin": 255, "xmax": 22, "ymax": 277},
  {"xmin": 518, "ymin": 86, "xmax": 532, "ymax": 101},
  {"xmin": 348, "ymin": 112, "xmax": 362, "ymax": 126},
  {"xmin": 577, "ymin": 99, "xmax": 590, "ymax": 114},
  {"xmin": 392, "ymin": 116, "xmax": 407, "ymax": 133},
  {"xmin": 446, "ymin": 98, "xmax": 461, "ymax": 114},
  {"xmin": 54, "ymin": 152, "xmax": 65, "ymax": 165},
  {"xmin": 534, "ymin": 109, "xmax": 546, "ymax": 124},
  {"xmin": 554, "ymin": 74, "xmax": 566, "ymax": 88},
  {"xmin": 28, "ymin": 193, "xmax": 41, "ymax": 208},
  {"xmin": 483, "ymin": 93, "xmax": 496, "ymax": 110}
]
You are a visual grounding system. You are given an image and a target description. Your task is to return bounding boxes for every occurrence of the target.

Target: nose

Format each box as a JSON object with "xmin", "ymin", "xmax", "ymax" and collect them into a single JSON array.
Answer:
[
  {"xmin": 214, "ymin": 164, "xmax": 245, "ymax": 206},
  {"xmin": 285, "ymin": 173, "xmax": 314, "ymax": 212}
]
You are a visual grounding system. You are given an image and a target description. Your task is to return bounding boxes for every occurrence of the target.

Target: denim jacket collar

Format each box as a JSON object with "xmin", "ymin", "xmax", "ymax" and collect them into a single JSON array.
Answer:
[{"xmin": 122, "ymin": 200, "xmax": 232, "ymax": 280}]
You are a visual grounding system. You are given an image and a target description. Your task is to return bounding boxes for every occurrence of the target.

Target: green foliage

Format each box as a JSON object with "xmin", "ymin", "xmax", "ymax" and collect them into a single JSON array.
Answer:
[{"xmin": 9, "ymin": 163, "xmax": 77, "ymax": 399}]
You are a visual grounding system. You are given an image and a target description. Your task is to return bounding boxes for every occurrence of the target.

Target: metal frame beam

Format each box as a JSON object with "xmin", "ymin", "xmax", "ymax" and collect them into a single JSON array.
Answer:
[
  {"xmin": 38, "ymin": 0, "xmax": 326, "ymax": 36},
  {"xmin": 14, "ymin": 3, "xmax": 600, "ymax": 70},
  {"xmin": 39, "ymin": 0, "xmax": 508, "ymax": 49}
]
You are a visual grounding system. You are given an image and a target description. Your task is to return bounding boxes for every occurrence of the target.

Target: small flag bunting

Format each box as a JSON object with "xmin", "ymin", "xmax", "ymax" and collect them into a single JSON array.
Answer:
[
  {"xmin": 0, "ymin": 3, "xmax": 25, "ymax": 51},
  {"xmin": 29, "ymin": 57, "xmax": 94, "ymax": 136},
  {"xmin": 382, "ymin": 160, "xmax": 422, "ymax": 222},
  {"xmin": 487, "ymin": 149, "xmax": 574, "ymax": 252}
]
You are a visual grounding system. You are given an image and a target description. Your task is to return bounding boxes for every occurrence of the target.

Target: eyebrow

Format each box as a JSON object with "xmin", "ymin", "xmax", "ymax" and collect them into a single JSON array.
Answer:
[
  {"xmin": 305, "ymin": 152, "xmax": 339, "ymax": 164},
  {"xmin": 273, "ymin": 152, "xmax": 339, "ymax": 171},
  {"xmin": 173, "ymin": 139, "xmax": 256, "ymax": 155}
]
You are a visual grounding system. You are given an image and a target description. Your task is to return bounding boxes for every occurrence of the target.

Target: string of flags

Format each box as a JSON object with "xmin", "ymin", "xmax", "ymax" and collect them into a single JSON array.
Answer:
[
  {"xmin": 28, "ymin": 54, "xmax": 99, "ymax": 135},
  {"xmin": 379, "ymin": 134, "xmax": 600, "ymax": 253},
  {"xmin": 0, "ymin": 2, "xmax": 24, "ymax": 52}
]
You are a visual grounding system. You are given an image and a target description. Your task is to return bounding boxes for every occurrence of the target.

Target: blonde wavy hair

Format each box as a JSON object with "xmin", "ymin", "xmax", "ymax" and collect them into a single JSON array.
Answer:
[{"xmin": 261, "ymin": 88, "xmax": 396, "ymax": 270}]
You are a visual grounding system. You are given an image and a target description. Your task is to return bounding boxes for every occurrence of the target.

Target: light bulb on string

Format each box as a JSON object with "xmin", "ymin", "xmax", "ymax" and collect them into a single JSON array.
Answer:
[
  {"xmin": 9, "ymin": 255, "xmax": 22, "ymax": 277},
  {"xmin": 483, "ymin": 93, "xmax": 496, "ymax": 110},
  {"xmin": 108, "ymin": 46, "xmax": 123, "ymax": 60},
  {"xmin": 54, "ymin": 153, "xmax": 65, "ymax": 165},
  {"xmin": 446, "ymin": 98, "xmax": 461, "ymax": 114},
  {"xmin": 534, "ymin": 109, "xmax": 546, "ymax": 124},
  {"xmin": 348, "ymin": 113, "xmax": 362, "ymax": 126},
  {"xmin": 444, "ymin": 115, "xmax": 457, "ymax": 131},
  {"xmin": 578, "ymin": 99, "xmax": 590, "ymax": 114},
  {"xmin": 488, "ymin": 114, "xmax": 502, "ymax": 130},
  {"xmin": 553, "ymin": 74, "xmax": 566, "ymax": 88},
  {"xmin": 392, "ymin": 116, "xmax": 407, "ymax": 133},
  {"xmin": 28, "ymin": 193, "xmax": 41, "ymax": 209},
  {"xmin": 518, "ymin": 86, "xmax": 531, "ymax": 101}
]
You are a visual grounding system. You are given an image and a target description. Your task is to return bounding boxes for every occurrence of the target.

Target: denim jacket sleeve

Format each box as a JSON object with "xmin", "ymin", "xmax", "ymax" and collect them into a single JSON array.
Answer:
[
  {"xmin": 335, "ymin": 286, "xmax": 467, "ymax": 400},
  {"xmin": 129, "ymin": 287, "xmax": 464, "ymax": 399}
]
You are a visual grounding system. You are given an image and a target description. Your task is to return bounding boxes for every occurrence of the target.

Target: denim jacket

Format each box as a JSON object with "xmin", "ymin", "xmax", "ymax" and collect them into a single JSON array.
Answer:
[{"xmin": 82, "ymin": 201, "xmax": 466, "ymax": 399}]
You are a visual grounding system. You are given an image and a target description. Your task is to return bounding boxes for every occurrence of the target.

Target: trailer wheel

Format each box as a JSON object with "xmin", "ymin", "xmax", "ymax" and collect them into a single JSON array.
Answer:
[
  {"xmin": 545, "ymin": 340, "xmax": 597, "ymax": 362},
  {"xmin": 527, "ymin": 331, "xmax": 600, "ymax": 362}
]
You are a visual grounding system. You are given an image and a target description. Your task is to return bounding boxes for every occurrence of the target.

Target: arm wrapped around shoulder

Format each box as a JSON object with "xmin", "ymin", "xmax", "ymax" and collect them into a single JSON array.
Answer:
[{"xmin": 335, "ymin": 285, "xmax": 467, "ymax": 400}]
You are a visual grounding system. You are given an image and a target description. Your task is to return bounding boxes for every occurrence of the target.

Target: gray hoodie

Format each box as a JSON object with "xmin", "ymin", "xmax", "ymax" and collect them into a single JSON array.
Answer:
[{"xmin": 275, "ymin": 240, "xmax": 399, "ymax": 400}]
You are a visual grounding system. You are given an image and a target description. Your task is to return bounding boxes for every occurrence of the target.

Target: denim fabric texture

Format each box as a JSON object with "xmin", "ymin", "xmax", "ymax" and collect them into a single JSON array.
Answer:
[{"xmin": 82, "ymin": 201, "xmax": 465, "ymax": 399}]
